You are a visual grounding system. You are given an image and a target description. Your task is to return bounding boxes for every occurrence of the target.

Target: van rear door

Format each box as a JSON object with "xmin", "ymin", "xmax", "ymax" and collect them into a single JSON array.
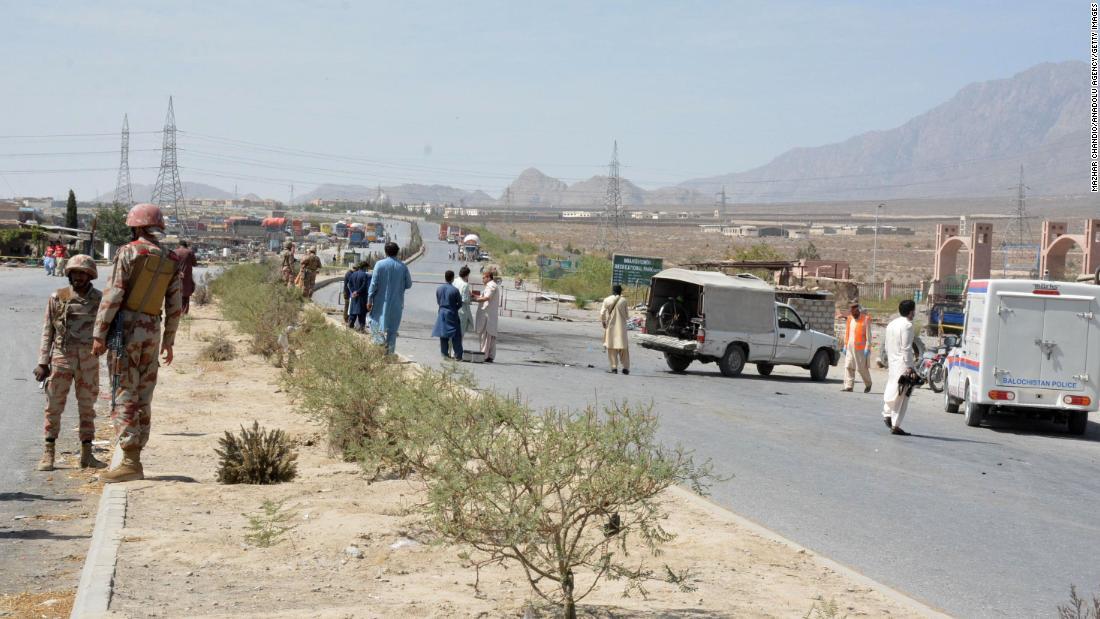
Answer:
[{"xmin": 994, "ymin": 293, "xmax": 1090, "ymax": 391}]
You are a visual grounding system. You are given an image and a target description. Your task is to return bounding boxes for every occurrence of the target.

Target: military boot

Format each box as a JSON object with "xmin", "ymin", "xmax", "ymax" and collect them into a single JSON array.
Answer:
[
  {"xmin": 80, "ymin": 441, "xmax": 107, "ymax": 469},
  {"xmin": 36, "ymin": 440, "xmax": 55, "ymax": 471},
  {"xmin": 100, "ymin": 447, "xmax": 143, "ymax": 483}
]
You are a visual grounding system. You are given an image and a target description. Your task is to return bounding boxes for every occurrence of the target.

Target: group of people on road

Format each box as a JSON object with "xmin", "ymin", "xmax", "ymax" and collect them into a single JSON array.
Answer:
[
  {"xmin": 342, "ymin": 242, "xmax": 414, "ymax": 354},
  {"xmin": 432, "ymin": 265, "xmax": 503, "ymax": 362},
  {"xmin": 42, "ymin": 241, "xmax": 69, "ymax": 277},
  {"xmin": 839, "ymin": 298, "xmax": 920, "ymax": 436},
  {"xmin": 31, "ymin": 203, "xmax": 182, "ymax": 482}
]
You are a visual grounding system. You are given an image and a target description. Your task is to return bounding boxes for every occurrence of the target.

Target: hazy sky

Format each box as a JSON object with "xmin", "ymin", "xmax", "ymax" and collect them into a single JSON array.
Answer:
[{"xmin": 0, "ymin": 1, "xmax": 1087, "ymax": 201}]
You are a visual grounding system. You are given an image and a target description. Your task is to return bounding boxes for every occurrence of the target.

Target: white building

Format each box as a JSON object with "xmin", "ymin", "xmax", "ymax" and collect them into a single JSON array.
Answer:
[{"xmin": 562, "ymin": 210, "xmax": 595, "ymax": 218}]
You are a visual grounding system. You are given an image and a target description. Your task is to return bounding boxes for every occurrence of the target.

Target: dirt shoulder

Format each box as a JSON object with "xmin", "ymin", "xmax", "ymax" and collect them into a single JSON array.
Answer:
[{"xmin": 105, "ymin": 303, "xmax": 934, "ymax": 618}]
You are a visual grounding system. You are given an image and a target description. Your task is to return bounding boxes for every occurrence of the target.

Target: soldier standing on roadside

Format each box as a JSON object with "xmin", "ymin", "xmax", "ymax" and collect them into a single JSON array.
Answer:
[
  {"xmin": 280, "ymin": 241, "xmax": 296, "ymax": 287},
  {"xmin": 299, "ymin": 247, "xmax": 322, "ymax": 298},
  {"xmin": 33, "ymin": 254, "xmax": 107, "ymax": 471},
  {"xmin": 91, "ymin": 203, "xmax": 183, "ymax": 483}
]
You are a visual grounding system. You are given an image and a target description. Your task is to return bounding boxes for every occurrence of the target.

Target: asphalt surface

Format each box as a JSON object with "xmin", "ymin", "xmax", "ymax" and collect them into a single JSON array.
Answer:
[{"xmin": 318, "ymin": 220, "xmax": 1100, "ymax": 618}]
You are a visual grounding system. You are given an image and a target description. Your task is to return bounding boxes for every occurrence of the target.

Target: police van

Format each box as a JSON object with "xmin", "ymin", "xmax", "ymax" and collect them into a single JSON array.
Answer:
[{"xmin": 944, "ymin": 279, "xmax": 1099, "ymax": 434}]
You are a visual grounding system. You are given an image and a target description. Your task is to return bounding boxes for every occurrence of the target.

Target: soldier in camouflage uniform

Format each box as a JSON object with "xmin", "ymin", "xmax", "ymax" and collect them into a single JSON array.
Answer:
[
  {"xmin": 299, "ymin": 247, "xmax": 322, "ymax": 298},
  {"xmin": 91, "ymin": 203, "xmax": 183, "ymax": 483},
  {"xmin": 280, "ymin": 241, "xmax": 295, "ymax": 287},
  {"xmin": 33, "ymin": 254, "xmax": 107, "ymax": 471}
]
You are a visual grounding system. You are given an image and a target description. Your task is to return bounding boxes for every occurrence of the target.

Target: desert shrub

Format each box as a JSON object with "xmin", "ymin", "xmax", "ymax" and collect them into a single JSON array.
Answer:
[
  {"xmin": 1059, "ymin": 585, "xmax": 1100, "ymax": 619},
  {"xmin": 804, "ymin": 597, "xmax": 846, "ymax": 619},
  {"xmin": 282, "ymin": 312, "xmax": 404, "ymax": 464},
  {"xmin": 216, "ymin": 421, "xmax": 298, "ymax": 484},
  {"xmin": 200, "ymin": 331, "xmax": 236, "ymax": 362},
  {"xmin": 209, "ymin": 262, "xmax": 302, "ymax": 356},
  {"xmin": 424, "ymin": 400, "xmax": 714, "ymax": 618},
  {"xmin": 243, "ymin": 499, "xmax": 297, "ymax": 547}
]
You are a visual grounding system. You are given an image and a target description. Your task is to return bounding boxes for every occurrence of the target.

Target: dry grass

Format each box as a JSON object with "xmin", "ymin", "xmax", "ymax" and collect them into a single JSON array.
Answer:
[{"xmin": 0, "ymin": 590, "xmax": 74, "ymax": 619}]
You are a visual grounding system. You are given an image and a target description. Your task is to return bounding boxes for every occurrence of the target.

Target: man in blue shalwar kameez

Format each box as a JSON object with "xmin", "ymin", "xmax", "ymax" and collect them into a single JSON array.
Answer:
[
  {"xmin": 432, "ymin": 270, "xmax": 463, "ymax": 360},
  {"xmin": 345, "ymin": 262, "xmax": 371, "ymax": 331},
  {"xmin": 367, "ymin": 242, "xmax": 413, "ymax": 354}
]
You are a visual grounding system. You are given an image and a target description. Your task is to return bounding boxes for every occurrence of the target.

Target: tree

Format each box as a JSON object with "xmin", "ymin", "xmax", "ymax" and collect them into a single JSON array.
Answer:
[
  {"xmin": 425, "ymin": 399, "xmax": 713, "ymax": 618},
  {"xmin": 96, "ymin": 204, "xmax": 131, "ymax": 249},
  {"xmin": 795, "ymin": 241, "xmax": 821, "ymax": 260},
  {"xmin": 65, "ymin": 190, "xmax": 78, "ymax": 229},
  {"xmin": 731, "ymin": 242, "xmax": 785, "ymax": 262}
]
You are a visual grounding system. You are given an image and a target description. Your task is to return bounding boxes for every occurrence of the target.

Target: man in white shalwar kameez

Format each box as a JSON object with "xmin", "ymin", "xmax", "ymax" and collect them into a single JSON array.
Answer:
[
  {"xmin": 600, "ymin": 284, "xmax": 631, "ymax": 374},
  {"xmin": 882, "ymin": 299, "xmax": 918, "ymax": 435}
]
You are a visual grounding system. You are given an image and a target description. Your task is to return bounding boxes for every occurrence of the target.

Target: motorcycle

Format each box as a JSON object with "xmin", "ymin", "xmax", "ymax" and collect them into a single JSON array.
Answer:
[{"xmin": 916, "ymin": 335, "xmax": 959, "ymax": 393}]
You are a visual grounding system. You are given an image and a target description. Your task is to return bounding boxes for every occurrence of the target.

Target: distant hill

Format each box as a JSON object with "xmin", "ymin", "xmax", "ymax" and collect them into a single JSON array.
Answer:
[
  {"xmin": 94, "ymin": 182, "xmax": 235, "ymax": 203},
  {"xmin": 678, "ymin": 61, "xmax": 1091, "ymax": 202}
]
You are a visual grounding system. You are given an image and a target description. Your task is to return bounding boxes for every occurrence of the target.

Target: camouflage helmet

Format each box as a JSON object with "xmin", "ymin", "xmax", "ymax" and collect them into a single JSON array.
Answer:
[
  {"xmin": 125, "ymin": 203, "xmax": 166, "ymax": 229},
  {"xmin": 64, "ymin": 254, "xmax": 98, "ymax": 279},
  {"xmin": 284, "ymin": 241, "xmax": 294, "ymax": 250}
]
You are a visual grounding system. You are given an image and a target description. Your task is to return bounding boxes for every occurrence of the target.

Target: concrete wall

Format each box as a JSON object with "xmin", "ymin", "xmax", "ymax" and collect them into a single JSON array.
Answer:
[{"xmin": 776, "ymin": 291, "xmax": 836, "ymax": 338}]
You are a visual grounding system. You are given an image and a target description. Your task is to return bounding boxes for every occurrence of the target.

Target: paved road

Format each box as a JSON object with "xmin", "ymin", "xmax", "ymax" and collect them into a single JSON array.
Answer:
[{"xmin": 319, "ymin": 220, "xmax": 1100, "ymax": 618}]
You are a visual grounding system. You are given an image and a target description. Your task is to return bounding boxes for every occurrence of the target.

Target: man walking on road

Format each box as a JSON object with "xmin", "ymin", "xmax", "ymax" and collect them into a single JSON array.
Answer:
[
  {"xmin": 472, "ymin": 266, "xmax": 500, "ymax": 362},
  {"xmin": 454, "ymin": 265, "xmax": 473, "ymax": 334},
  {"xmin": 91, "ymin": 203, "xmax": 183, "ymax": 482},
  {"xmin": 841, "ymin": 301, "xmax": 873, "ymax": 392},
  {"xmin": 367, "ymin": 242, "xmax": 412, "ymax": 354},
  {"xmin": 432, "ymin": 270, "xmax": 464, "ymax": 360},
  {"xmin": 600, "ymin": 284, "xmax": 630, "ymax": 375},
  {"xmin": 172, "ymin": 240, "xmax": 198, "ymax": 314},
  {"xmin": 882, "ymin": 299, "xmax": 918, "ymax": 436},
  {"xmin": 33, "ymin": 254, "xmax": 107, "ymax": 471}
]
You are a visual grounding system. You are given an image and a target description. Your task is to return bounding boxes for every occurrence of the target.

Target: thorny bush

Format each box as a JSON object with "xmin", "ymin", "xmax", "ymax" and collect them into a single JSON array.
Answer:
[
  {"xmin": 216, "ymin": 421, "xmax": 298, "ymax": 485},
  {"xmin": 209, "ymin": 262, "xmax": 301, "ymax": 357}
]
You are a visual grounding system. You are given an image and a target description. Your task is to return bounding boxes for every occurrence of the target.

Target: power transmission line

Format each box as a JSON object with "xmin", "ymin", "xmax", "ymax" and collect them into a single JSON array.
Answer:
[
  {"xmin": 150, "ymin": 97, "xmax": 187, "ymax": 236},
  {"xmin": 113, "ymin": 114, "xmax": 133, "ymax": 207},
  {"xmin": 597, "ymin": 141, "xmax": 627, "ymax": 251}
]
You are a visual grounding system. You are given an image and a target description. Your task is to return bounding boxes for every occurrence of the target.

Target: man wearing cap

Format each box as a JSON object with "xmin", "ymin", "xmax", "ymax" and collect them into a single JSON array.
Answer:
[
  {"xmin": 841, "ymin": 301, "xmax": 873, "ymax": 393},
  {"xmin": 33, "ymin": 254, "xmax": 108, "ymax": 471},
  {"xmin": 280, "ymin": 241, "xmax": 296, "ymax": 287},
  {"xmin": 91, "ymin": 203, "xmax": 182, "ymax": 483}
]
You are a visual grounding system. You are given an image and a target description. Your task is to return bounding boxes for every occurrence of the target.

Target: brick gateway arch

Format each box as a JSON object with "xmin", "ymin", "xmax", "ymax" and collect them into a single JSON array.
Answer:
[
  {"xmin": 1039, "ymin": 220, "xmax": 1100, "ymax": 281},
  {"xmin": 931, "ymin": 222, "xmax": 993, "ymax": 298}
]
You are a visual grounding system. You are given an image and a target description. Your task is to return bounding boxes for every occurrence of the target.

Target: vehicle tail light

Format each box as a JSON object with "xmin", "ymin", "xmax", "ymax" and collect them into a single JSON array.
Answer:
[
  {"xmin": 1033, "ymin": 289, "xmax": 1060, "ymax": 296},
  {"xmin": 988, "ymin": 390, "xmax": 1016, "ymax": 401},
  {"xmin": 696, "ymin": 329, "xmax": 706, "ymax": 344},
  {"xmin": 1063, "ymin": 395, "xmax": 1092, "ymax": 406}
]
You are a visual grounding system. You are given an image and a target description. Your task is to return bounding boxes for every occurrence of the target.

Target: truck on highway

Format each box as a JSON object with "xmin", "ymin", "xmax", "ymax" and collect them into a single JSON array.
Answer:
[
  {"xmin": 944, "ymin": 278, "xmax": 1099, "ymax": 434},
  {"xmin": 635, "ymin": 268, "xmax": 839, "ymax": 380}
]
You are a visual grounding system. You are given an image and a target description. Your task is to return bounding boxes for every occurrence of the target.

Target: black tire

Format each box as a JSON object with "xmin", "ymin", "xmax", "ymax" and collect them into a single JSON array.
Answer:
[
  {"xmin": 1068, "ymin": 411, "xmax": 1088, "ymax": 435},
  {"xmin": 928, "ymin": 363, "xmax": 946, "ymax": 393},
  {"xmin": 756, "ymin": 362, "xmax": 774, "ymax": 376},
  {"xmin": 808, "ymin": 350, "xmax": 830, "ymax": 382},
  {"xmin": 944, "ymin": 388, "xmax": 961, "ymax": 413},
  {"xmin": 963, "ymin": 388, "xmax": 986, "ymax": 427},
  {"xmin": 664, "ymin": 353, "xmax": 692, "ymax": 373},
  {"xmin": 718, "ymin": 345, "xmax": 746, "ymax": 378}
]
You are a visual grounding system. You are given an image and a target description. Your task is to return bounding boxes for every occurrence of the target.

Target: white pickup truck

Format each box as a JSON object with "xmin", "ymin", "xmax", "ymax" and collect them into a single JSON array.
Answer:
[
  {"xmin": 634, "ymin": 268, "xmax": 838, "ymax": 380},
  {"xmin": 944, "ymin": 278, "xmax": 1099, "ymax": 434}
]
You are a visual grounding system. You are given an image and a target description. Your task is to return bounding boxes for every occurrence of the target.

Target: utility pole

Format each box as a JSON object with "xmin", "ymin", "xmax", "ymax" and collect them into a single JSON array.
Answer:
[
  {"xmin": 150, "ymin": 96, "xmax": 186, "ymax": 236},
  {"xmin": 504, "ymin": 186, "xmax": 513, "ymax": 224},
  {"xmin": 596, "ymin": 140, "xmax": 627, "ymax": 251},
  {"xmin": 113, "ymin": 114, "xmax": 133, "ymax": 207},
  {"xmin": 1000, "ymin": 165, "xmax": 1037, "ymax": 276},
  {"xmin": 871, "ymin": 203, "xmax": 884, "ymax": 286}
]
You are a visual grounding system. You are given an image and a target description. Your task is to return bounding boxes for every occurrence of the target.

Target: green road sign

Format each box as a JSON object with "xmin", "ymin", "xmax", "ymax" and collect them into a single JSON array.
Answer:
[{"xmin": 612, "ymin": 254, "xmax": 663, "ymax": 287}]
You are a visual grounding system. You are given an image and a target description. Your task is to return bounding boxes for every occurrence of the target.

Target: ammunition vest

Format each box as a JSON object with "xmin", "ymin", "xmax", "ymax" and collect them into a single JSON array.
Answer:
[
  {"xmin": 52, "ymin": 286, "xmax": 101, "ymax": 354},
  {"xmin": 124, "ymin": 245, "xmax": 177, "ymax": 316}
]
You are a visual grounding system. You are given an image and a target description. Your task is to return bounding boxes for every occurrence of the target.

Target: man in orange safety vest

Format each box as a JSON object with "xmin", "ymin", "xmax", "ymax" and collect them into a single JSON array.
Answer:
[{"xmin": 841, "ymin": 300, "xmax": 873, "ymax": 393}]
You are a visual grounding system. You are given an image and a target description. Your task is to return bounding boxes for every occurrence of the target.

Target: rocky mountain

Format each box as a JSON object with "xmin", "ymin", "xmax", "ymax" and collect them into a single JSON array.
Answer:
[
  {"xmin": 501, "ymin": 168, "xmax": 568, "ymax": 207},
  {"xmin": 93, "ymin": 182, "xmax": 235, "ymax": 203},
  {"xmin": 679, "ymin": 61, "xmax": 1091, "ymax": 202}
]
